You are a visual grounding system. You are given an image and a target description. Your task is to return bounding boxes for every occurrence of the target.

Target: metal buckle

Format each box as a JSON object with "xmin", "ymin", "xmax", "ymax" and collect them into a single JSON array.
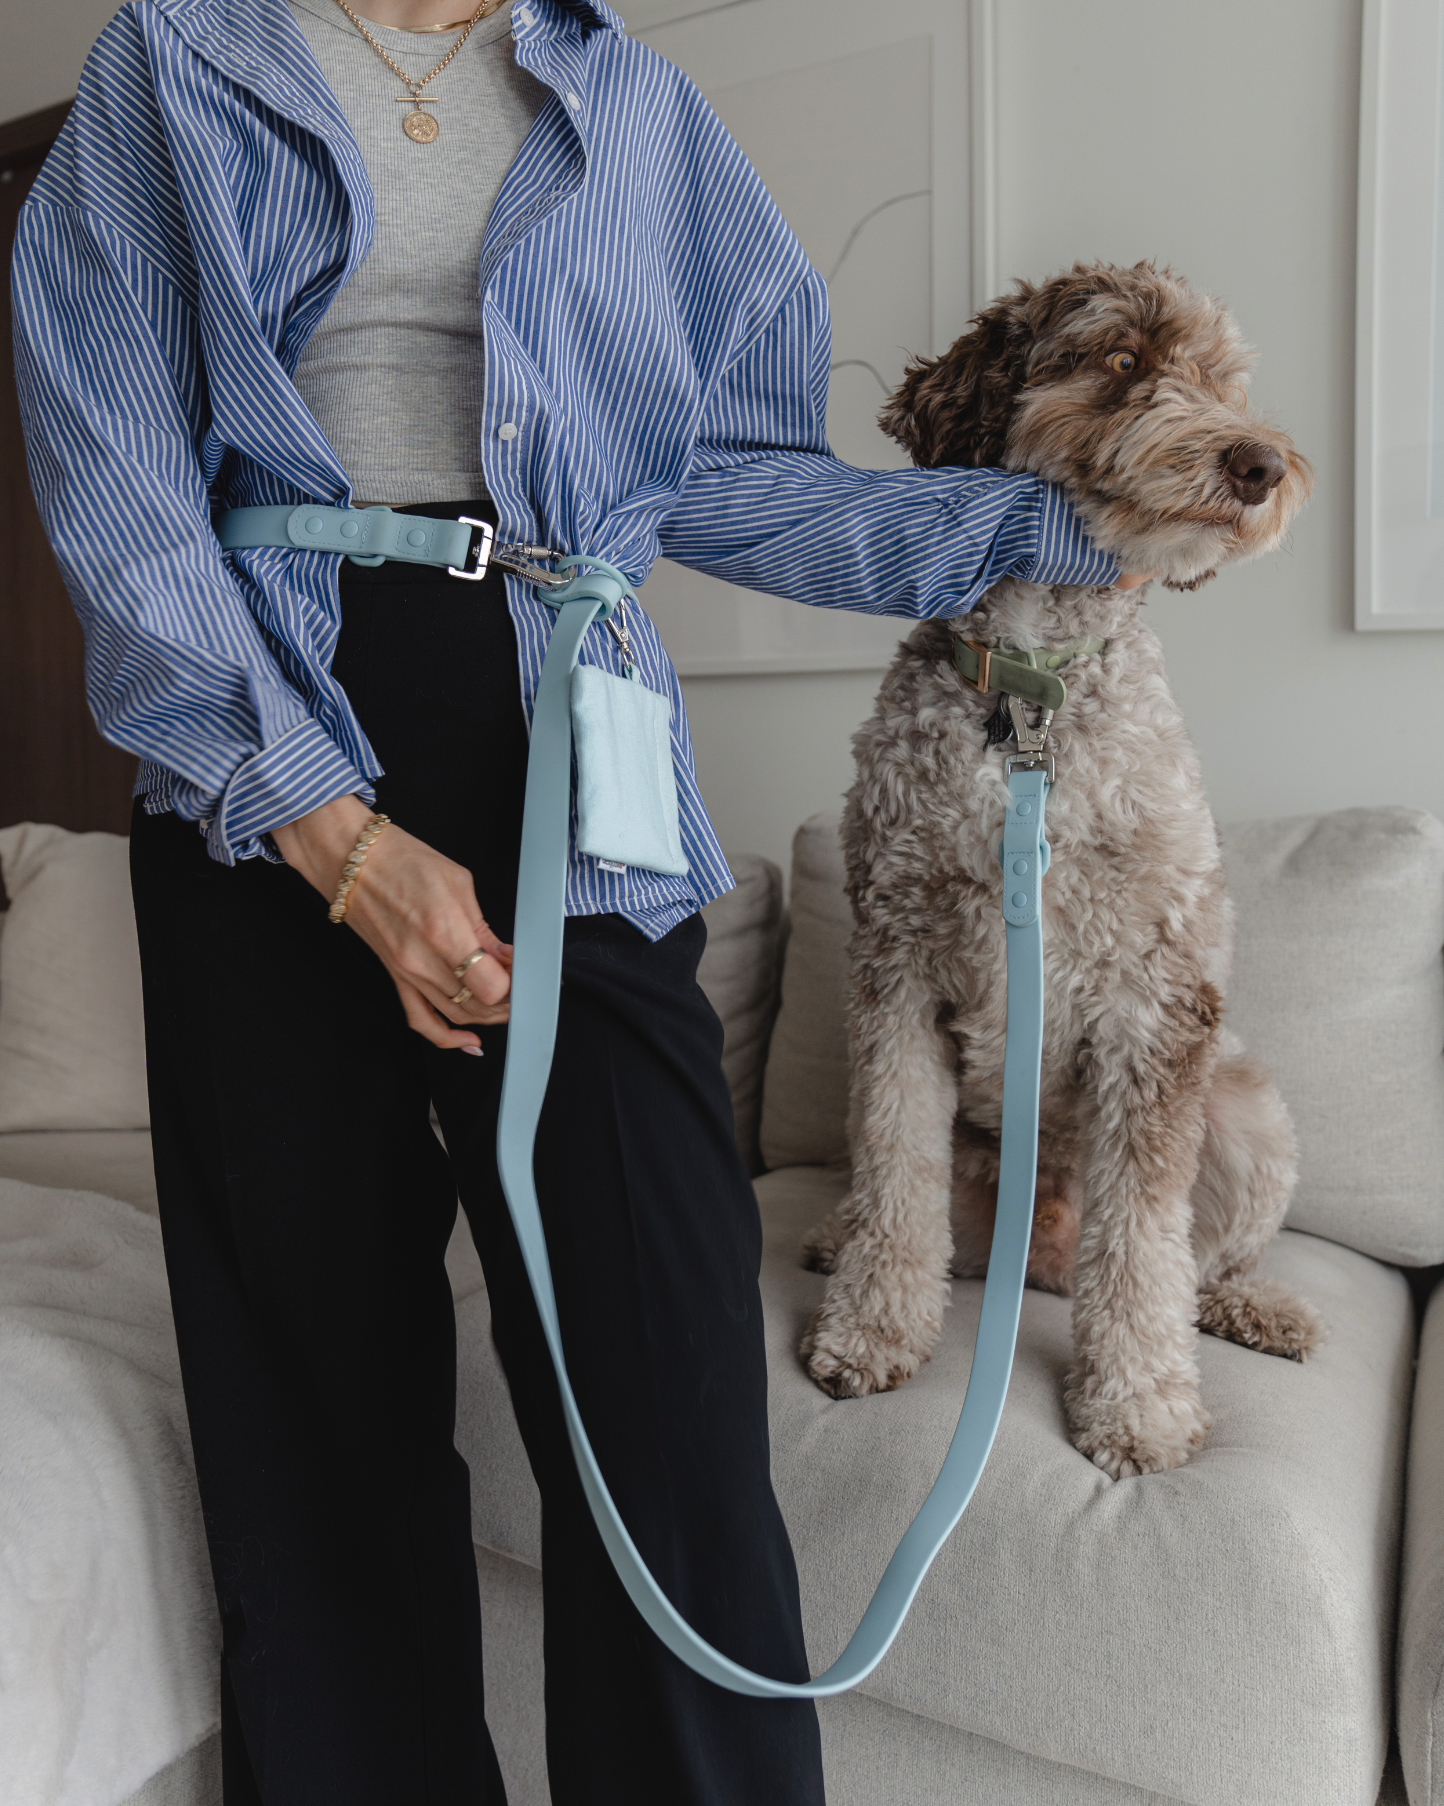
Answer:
[
  {"xmin": 1005, "ymin": 750, "xmax": 1056, "ymax": 784},
  {"xmin": 447, "ymin": 517, "xmax": 496, "ymax": 582},
  {"xmin": 960, "ymin": 638, "xmax": 993, "ymax": 694},
  {"xmin": 1002, "ymin": 695, "xmax": 1056, "ymax": 784}
]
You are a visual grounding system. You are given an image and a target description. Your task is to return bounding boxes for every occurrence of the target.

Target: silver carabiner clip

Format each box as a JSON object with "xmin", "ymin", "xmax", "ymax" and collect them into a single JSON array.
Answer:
[
  {"xmin": 605, "ymin": 594, "xmax": 638, "ymax": 675},
  {"xmin": 490, "ymin": 542, "xmax": 570, "ymax": 586},
  {"xmin": 1003, "ymin": 694, "xmax": 1056, "ymax": 783}
]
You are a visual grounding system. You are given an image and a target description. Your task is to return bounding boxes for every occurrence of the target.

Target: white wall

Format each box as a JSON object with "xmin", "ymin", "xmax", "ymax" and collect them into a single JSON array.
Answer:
[
  {"xmin": 684, "ymin": 0, "xmax": 1444, "ymax": 876},
  {"xmin": 11, "ymin": 0, "xmax": 1440, "ymax": 877},
  {"xmin": 2, "ymin": 1, "xmax": 122, "ymax": 121}
]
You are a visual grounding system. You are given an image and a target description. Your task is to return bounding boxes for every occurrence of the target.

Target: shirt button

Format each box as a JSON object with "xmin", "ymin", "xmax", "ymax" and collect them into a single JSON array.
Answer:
[
  {"xmin": 515, "ymin": 4, "xmax": 532, "ymax": 19},
  {"xmin": 566, "ymin": 92, "xmax": 581, "ymax": 109},
  {"xmin": 498, "ymin": 422, "xmax": 519, "ymax": 441}
]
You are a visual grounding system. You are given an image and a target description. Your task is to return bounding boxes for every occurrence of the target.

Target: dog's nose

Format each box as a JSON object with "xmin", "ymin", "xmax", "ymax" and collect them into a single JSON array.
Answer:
[{"xmin": 1222, "ymin": 441, "xmax": 1287, "ymax": 505}]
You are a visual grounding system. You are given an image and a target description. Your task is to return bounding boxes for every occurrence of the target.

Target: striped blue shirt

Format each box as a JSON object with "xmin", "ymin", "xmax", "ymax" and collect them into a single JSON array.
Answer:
[{"xmin": 12, "ymin": 0, "xmax": 1117, "ymax": 937}]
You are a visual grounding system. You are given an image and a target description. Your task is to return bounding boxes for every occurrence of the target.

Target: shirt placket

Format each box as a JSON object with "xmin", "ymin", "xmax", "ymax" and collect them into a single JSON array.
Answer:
[{"xmin": 476, "ymin": 5, "xmax": 596, "ymax": 542}]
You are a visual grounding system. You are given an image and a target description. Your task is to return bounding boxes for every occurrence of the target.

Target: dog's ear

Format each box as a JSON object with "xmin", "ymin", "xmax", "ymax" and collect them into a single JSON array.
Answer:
[
  {"xmin": 880, "ymin": 264, "xmax": 1119, "ymax": 470},
  {"xmin": 879, "ymin": 289, "xmax": 1035, "ymax": 470}
]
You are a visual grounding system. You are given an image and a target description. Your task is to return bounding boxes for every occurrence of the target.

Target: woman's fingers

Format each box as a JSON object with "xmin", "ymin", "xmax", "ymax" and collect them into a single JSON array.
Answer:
[
  {"xmin": 393, "ymin": 975, "xmax": 485, "ymax": 1052},
  {"xmin": 402, "ymin": 931, "xmax": 512, "ymax": 1030},
  {"xmin": 447, "ymin": 946, "xmax": 511, "ymax": 1009},
  {"xmin": 316, "ymin": 823, "xmax": 515, "ymax": 1042}
]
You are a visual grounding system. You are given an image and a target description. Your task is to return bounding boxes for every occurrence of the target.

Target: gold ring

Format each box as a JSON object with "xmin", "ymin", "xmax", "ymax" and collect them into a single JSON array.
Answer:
[
  {"xmin": 453, "ymin": 948, "xmax": 489, "ymax": 980},
  {"xmin": 449, "ymin": 985, "xmax": 473, "ymax": 1006}
]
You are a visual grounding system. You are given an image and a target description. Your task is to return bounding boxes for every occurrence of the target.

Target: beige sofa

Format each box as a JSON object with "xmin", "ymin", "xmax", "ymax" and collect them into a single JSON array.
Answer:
[
  {"xmin": 454, "ymin": 805, "xmax": 1443, "ymax": 1806},
  {"xmin": 1, "ymin": 805, "xmax": 1441, "ymax": 1806}
]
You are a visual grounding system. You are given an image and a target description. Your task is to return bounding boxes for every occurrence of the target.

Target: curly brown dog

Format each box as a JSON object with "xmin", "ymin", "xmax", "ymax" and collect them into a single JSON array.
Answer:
[{"xmin": 800, "ymin": 261, "xmax": 1323, "ymax": 1479}]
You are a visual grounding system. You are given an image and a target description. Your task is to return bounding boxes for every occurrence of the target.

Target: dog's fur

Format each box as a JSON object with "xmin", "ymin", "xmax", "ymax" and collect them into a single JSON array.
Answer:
[{"xmin": 800, "ymin": 263, "xmax": 1322, "ymax": 1478}]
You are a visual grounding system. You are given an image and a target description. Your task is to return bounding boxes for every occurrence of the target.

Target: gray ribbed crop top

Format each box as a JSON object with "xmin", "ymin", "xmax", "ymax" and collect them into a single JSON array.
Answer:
[{"xmin": 286, "ymin": 0, "xmax": 547, "ymax": 503}]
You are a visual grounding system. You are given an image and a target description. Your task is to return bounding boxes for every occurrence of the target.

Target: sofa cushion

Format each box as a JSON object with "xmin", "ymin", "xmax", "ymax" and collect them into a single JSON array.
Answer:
[
  {"xmin": 757, "ymin": 807, "xmax": 1444, "ymax": 1265},
  {"xmin": 0, "ymin": 1130, "xmax": 159, "ymax": 1214},
  {"xmin": 0, "ymin": 824, "xmax": 149, "ymax": 1133},
  {"xmin": 696, "ymin": 854, "xmax": 785, "ymax": 1174},
  {"xmin": 1219, "ymin": 808, "xmax": 1444, "ymax": 1264},
  {"xmin": 1400, "ymin": 1274, "xmax": 1444, "ymax": 1806},
  {"xmin": 757, "ymin": 817, "xmax": 852, "ymax": 1170},
  {"xmin": 455, "ymin": 1163, "xmax": 1410, "ymax": 1806}
]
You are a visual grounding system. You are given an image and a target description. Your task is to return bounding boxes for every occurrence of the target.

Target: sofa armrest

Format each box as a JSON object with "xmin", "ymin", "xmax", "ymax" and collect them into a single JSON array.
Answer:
[{"xmin": 1401, "ymin": 1271, "xmax": 1444, "ymax": 1804}]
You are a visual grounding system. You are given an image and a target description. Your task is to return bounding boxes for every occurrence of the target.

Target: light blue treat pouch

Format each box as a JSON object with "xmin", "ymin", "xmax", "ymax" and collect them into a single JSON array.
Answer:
[{"xmin": 570, "ymin": 662, "xmax": 689, "ymax": 876}]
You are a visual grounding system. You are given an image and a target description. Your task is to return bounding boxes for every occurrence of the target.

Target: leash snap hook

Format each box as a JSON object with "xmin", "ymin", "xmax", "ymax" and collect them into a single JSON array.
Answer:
[
  {"xmin": 490, "ymin": 541, "xmax": 571, "ymax": 586},
  {"xmin": 1003, "ymin": 694, "xmax": 1056, "ymax": 785}
]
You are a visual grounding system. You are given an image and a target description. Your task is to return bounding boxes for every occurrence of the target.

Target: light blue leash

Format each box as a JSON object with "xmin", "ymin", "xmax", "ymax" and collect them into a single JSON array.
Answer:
[
  {"xmin": 499, "ymin": 558, "xmax": 1051, "ymax": 1698},
  {"xmin": 211, "ymin": 507, "xmax": 1052, "ymax": 1697}
]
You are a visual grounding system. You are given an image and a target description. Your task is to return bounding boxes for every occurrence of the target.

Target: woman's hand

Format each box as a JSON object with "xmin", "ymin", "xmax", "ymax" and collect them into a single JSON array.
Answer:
[
  {"xmin": 272, "ymin": 795, "xmax": 510, "ymax": 1054},
  {"xmin": 1115, "ymin": 571, "xmax": 1154, "ymax": 592}
]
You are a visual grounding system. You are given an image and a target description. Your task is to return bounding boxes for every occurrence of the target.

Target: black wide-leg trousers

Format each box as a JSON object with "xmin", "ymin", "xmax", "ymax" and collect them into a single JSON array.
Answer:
[{"xmin": 130, "ymin": 504, "xmax": 825, "ymax": 1805}]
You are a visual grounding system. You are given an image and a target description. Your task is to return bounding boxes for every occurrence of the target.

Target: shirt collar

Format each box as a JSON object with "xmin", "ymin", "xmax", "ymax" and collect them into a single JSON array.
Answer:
[
  {"xmin": 154, "ymin": 0, "xmax": 623, "ymax": 66},
  {"xmin": 147, "ymin": 0, "xmax": 623, "ymax": 178},
  {"xmin": 533, "ymin": 0, "xmax": 625, "ymax": 32}
]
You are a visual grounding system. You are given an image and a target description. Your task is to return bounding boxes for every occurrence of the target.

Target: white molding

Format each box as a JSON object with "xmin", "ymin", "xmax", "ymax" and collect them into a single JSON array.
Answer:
[
  {"xmin": 969, "ymin": 0, "xmax": 997, "ymax": 314},
  {"xmin": 1354, "ymin": 0, "xmax": 1444, "ymax": 628},
  {"xmin": 1355, "ymin": 0, "xmax": 1381, "ymax": 630}
]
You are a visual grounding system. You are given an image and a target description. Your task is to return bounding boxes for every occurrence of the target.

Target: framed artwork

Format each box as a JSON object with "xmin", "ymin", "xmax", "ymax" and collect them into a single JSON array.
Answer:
[
  {"xmin": 1356, "ymin": 0, "xmax": 1444, "ymax": 627},
  {"xmin": 618, "ymin": 0, "xmax": 996, "ymax": 673}
]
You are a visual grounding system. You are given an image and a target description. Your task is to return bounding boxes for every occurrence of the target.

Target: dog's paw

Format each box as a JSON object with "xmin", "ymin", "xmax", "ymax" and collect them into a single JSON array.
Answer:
[
  {"xmin": 800, "ymin": 1302, "xmax": 935, "ymax": 1399},
  {"xmin": 1065, "ymin": 1382, "xmax": 1209, "ymax": 1479},
  {"xmin": 1196, "ymin": 1279, "xmax": 1325, "ymax": 1362},
  {"xmin": 799, "ymin": 1213, "xmax": 845, "ymax": 1275}
]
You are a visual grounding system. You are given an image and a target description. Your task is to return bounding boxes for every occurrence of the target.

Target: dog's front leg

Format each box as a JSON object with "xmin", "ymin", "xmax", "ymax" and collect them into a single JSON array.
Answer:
[
  {"xmin": 1066, "ymin": 995, "xmax": 1218, "ymax": 1477},
  {"xmin": 802, "ymin": 960, "xmax": 957, "ymax": 1398}
]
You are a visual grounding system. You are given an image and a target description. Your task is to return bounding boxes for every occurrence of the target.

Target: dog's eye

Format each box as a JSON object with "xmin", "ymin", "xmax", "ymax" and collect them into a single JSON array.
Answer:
[{"xmin": 1105, "ymin": 350, "xmax": 1138, "ymax": 374}]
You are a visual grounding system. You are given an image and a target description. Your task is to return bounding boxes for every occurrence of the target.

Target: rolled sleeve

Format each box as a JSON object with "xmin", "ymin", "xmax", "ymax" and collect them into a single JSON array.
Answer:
[
  {"xmin": 204, "ymin": 720, "xmax": 373, "ymax": 866},
  {"xmin": 661, "ymin": 272, "xmax": 1121, "ymax": 617}
]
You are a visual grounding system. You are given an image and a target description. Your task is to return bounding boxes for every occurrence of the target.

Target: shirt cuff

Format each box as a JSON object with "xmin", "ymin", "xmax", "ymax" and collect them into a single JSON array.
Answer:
[
  {"xmin": 206, "ymin": 719, "xmax": 374, "ymax": 866},
  {"xmin": 1016, "ymin": 483, "xmax": 1119, "ymax": 590}
]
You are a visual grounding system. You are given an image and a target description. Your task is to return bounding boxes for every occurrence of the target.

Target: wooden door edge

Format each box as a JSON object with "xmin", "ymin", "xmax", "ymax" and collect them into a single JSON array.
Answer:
[{"xmin": 0, "ymin": 100, "xmax": 72, "ymax": 171}]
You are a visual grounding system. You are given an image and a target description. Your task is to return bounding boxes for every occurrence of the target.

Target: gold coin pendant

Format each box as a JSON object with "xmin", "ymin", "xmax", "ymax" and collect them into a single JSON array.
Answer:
[{"xmin": 403, "ymin": 108, "xmax": 440, "ymax": 143}]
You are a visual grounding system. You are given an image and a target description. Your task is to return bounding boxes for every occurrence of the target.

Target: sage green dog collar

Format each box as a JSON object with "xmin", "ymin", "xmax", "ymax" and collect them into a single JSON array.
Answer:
[{"xmin": 953, "ymin": 635, "xmax": 1107, "ymax": 712}]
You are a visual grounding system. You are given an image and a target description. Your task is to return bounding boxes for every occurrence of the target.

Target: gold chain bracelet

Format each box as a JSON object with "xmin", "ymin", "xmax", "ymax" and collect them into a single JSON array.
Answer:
[{"xmin": 328, "ymin": 813, "xmax": 392, "ymax": 923}]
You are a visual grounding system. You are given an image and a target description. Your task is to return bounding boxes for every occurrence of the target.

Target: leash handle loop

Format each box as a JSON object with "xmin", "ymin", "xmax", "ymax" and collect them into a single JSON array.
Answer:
[{"xmin": 491, "ymin": 596, "xmax": 1049, "ymax": 1697}]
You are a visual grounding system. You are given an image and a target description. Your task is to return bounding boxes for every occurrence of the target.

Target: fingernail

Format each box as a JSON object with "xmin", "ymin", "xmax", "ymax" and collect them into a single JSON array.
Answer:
[{"xmin": 460, "ymin": 1045, "xmax": 484, "ymax": 1058}]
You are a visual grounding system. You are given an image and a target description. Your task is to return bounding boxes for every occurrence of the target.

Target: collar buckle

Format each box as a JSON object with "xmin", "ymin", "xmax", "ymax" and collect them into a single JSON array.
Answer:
[{"xmin": 958, "ymin": 639, "xmax": 993, "ymax": 694}]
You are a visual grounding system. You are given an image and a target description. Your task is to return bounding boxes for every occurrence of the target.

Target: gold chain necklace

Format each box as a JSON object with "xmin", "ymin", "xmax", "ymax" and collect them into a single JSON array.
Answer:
[{"xmin": 327, "ymin": 0, "xmax": 503, "ymax": 142}]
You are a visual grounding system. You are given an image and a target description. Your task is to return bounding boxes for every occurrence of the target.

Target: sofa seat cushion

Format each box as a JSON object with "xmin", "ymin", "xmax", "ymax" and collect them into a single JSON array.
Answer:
[{"xmin": 455, "ymin": 1164, "xmax": 1412, "ymax": 1806}]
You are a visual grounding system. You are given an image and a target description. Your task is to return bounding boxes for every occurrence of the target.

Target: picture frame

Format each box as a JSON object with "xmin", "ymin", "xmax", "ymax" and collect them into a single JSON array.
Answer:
[
  {"xmin": 1355, "ymin": 0, "xmax": 1444, "ymax": 628},
  {"xmin": 619, "ymin": 0, "xmax": 997, "ymax": 674}
]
